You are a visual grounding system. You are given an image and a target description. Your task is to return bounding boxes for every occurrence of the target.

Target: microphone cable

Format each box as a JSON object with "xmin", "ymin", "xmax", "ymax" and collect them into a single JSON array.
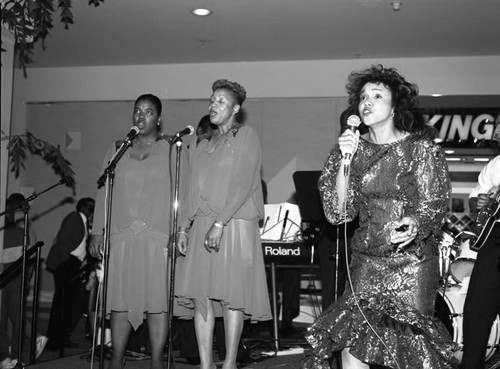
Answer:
[{"xmin": 340, "ymin": 173, "xmax": 402, "ymax": 369}]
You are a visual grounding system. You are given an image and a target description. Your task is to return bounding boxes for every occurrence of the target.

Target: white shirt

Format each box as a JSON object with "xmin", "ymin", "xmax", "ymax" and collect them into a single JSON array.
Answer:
[
  {"xmin": 469, "ymin": 155, "xmax": 500, "ymax": 224},
  {"xmin": 469, "ymin": 155, "xmax": 500, "ymax": 198},
  {"xmin": 70, "ymin": 212, "xmax": 88, "ymax": 262}
]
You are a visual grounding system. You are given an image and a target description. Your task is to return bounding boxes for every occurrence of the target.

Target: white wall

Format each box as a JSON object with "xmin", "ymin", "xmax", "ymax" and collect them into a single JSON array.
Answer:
[
  {"xmin": 1, "ymin": 28, "xmax": 16, "ymax": 308},
  {"xmin": 12, "ymin": 56, "xmax": 500, "ymax": 103}
]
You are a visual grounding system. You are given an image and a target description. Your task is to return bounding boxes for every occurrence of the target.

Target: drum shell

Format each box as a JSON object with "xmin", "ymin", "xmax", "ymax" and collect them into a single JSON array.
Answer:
[
  {"xmin": 435, "ymin": 285, "xmax": 500, "ymax": 363},
  {"xmin": 449, "ymin": 239, "xmax": 477, "ymax": 284}
]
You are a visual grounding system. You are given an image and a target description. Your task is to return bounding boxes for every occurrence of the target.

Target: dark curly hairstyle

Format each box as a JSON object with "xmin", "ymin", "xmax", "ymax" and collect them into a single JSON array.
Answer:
[
  {"xmin": 212, "ymin": 79, "xmax": 247, "ymax": 106},
  {"xmin": 346, "ymin": 65, "xmax": 436, "ymax": 139},
  {"xmin": 135, "ymin": 93, "xmax": 162, "ymax": 116}
]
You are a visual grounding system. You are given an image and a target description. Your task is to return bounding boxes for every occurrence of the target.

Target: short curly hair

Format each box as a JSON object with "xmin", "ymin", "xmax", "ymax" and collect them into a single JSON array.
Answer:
[
  {"xmin": 346, "ymin": 64, "xmax": 435, "ymax": 138},
  {"xmin": 212, "ymin": 79, "xmax": 247, "ymax": 106}
]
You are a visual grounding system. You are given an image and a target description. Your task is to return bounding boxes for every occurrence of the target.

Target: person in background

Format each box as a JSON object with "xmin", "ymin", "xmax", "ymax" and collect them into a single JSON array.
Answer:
[
  {"xmin": 0, "ymin": 193, "xmax": 47, "ymax": 365},
  {"xmin": 461, "ymin": 153, "xmax": 500, "ymax": 369},
  {"xmin": 304, "ymin": 65, "xmax": 457, "ymax": 369},
  {"xmin": 89, "ymin": 94, "xmax": 182, "ymax": 369},
  {"xmin": 45, "ymin": 197, "xmax": 95, "ymax": 350},
  {"xmin": 0, "ymin": 325, "xmax": 15, "ymax": 369},
  {"xmin": 175, "ymin": 79, "xmax": 272, "ymax": 369}
]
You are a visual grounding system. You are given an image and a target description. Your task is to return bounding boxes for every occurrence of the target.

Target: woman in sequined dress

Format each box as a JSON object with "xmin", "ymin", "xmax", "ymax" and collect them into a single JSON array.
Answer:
[
  {"xmin": 175, "ymin": 79, "xmax": 272, "ymax": 369},
  {"xmin": 304, "ymin": 65, "xmax": 458, "ymax": 369}
]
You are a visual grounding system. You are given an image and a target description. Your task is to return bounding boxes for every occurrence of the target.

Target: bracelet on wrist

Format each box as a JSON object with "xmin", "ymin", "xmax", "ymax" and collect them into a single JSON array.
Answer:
[
  {"xmin": 178, "ymin": 230, "xmax": 189, "ymax": 236},
  {"xmin": 213, "ymin": 222, "xmax": 224, "ymax": 228}
]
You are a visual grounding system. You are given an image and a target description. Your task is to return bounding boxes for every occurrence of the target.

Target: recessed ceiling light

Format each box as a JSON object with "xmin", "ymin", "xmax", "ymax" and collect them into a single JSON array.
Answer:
[{"xmin": 192, "ymin": 8, "xmax": 212, "ymax": 16}]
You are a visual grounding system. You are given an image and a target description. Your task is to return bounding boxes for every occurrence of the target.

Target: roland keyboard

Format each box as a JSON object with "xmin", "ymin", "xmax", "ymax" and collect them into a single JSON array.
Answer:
[{"xmin": 261, "ymin": 240, "xmax": 312, "ymax": 264}]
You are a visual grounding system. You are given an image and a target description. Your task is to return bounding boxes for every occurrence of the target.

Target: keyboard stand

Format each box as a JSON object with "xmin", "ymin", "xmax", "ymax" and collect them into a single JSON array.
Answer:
[{"xmin": 269, "ymin": 260, "xmax": 280, "ymax": 352}]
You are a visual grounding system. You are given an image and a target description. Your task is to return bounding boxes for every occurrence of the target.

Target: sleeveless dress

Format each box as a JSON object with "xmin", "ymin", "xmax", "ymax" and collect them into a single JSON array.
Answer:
[
  {"xmin": 303, "ymin": 135, "xmax": 459, "ymax": 369},
  {"xmin": 175, "ymin": 125, "xmax": 272, "ymax": 322}
]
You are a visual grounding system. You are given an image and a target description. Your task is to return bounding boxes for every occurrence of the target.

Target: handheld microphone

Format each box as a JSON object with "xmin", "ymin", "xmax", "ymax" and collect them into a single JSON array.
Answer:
[
  {"xmin": 343, "ymin": 115, "xmax": 361, "ymax": 176},
  {"xmin": 169, "ymin": 125, "xmax": 194, "ymax": 144}
]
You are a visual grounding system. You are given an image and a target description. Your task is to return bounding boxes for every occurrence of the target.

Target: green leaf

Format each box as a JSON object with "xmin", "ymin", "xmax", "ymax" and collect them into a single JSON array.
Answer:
[{"xmin": 3, "ymin": 131, "xmax": 76, "ymax": 192}]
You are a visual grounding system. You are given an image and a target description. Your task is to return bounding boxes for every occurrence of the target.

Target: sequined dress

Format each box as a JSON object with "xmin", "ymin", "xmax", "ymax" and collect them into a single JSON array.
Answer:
[{"xmin": 304, "ymin": 135, "xmax": 459, "ymax": 369}]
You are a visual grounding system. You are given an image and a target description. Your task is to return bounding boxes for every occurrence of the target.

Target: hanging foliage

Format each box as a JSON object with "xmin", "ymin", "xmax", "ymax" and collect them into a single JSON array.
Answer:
[
  {"xmin": 1, "ymin": 0, "xmax": 105, "ymax": 75},
  {"xmin": 1, "ymin": 130, "xmax": 76, "ymax": 193}
]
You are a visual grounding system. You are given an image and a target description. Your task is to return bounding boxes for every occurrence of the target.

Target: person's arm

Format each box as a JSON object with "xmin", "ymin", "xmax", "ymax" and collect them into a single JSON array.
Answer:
[
  {"xmin": 411, "ymin": 140, "xmax": 451, "ymax": 242},
  {"xmin": 176, "ymin": 142, "xmax": 193, "ymax": 255},
  {"xmin": 89, "ymin": 144, "xmax": 115, "ymax": 259},
  {"xmin": 215, "ymin": 126, "xmax": 262, "ymax": 225},
  {"xmin": 469, "ymin": 156, "xmax": 500, "ymax": 214},
  {"xmin": 318, "ymin": 146, "xmax": 359, "ymax": 225},
  {"xmin": 204, "ymin": 126, "xmax": 262, "ymax": 252}
]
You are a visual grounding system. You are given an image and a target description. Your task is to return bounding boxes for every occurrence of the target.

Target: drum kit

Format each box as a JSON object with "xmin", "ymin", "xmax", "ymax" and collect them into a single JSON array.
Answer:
[{"xmin": 436, "ymin": 228, "xmax": 500, "ymax": 365}]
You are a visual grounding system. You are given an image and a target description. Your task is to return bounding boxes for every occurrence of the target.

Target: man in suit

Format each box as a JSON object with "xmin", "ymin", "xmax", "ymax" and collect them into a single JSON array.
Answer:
[{"xmin": 45, "ymin": 197, "xmax": 95, "ymax": 350}]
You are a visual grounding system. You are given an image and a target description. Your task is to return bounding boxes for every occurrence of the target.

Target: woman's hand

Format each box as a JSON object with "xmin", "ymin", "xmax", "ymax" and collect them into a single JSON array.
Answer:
[
  {"xmin": 338, "ymin": 129, "xmax": 360, "ymax": 162},
  {"xmin": 177, "ymin": 231, "xmax": 188, "ymax": 255},
  {"xmin": 204, "ymin": 223, "xmax": 224, "ymax": 252},
  {"xmin": 89, "ymin": 234, "xmax": 104, "ymax": 259},
  {"xmin": 391, "ymin": 217, "xmax": 418, "ymax": 252}
]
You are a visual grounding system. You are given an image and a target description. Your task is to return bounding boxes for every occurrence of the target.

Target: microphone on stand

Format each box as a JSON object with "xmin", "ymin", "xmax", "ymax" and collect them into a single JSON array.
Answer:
[
  {"xmin": 123, "ymin": 126, "xmax": 141, "ymax": 144},
  {"xmin": 108, "ymin": 126, "xmax": 140, "ymax": 162},
  {"xmin": 97, "ymin": 126, "xmax": 140, "ymax": 188},
  {"xmin": 169, "ymin": 125, "xmax": 194, "ymax": 144},
  {"xmin": 343, "ymin": 115, "xmax": 361, "ymax": 176}
]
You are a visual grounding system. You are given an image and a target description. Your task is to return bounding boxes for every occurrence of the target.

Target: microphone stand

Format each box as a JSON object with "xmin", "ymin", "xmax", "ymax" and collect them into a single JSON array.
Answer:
[
  {"xmin": 0, "ymin": 180, "xmax": 65, "ymax": 368},
  {"xmin": 166, "ymin": 139, "xmax": 184, "ymax": 369},
  {"xmin": 96, "ymin": 136, "xmax": 135, "ymax": 369},
  {"xmin": 335, "ymin": 225, "xmax": 339, "ymax": 302}
]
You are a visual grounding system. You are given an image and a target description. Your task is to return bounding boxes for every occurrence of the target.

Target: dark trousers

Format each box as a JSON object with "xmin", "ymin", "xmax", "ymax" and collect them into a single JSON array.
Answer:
[
  {"xmin": 46, "ymin": 256, "xmax": 86, "ymax": 347},
  {"xmin": 0, "ymin": 325, "xmax": 10, "ymax": 361},
  {"xmin": 461, "ymin": 223, "xmax": 500, "ymax": 369},
  {"xmin": 276, "ymin": 268, "xmax": 300, "ymax": 328},
  {"xmin": 318, "ymin": 223, "xmax": 352, "ymax": 310},
  {"xmin": 0, "ymin": 274, "xmax": 31, "ymax": 361}
]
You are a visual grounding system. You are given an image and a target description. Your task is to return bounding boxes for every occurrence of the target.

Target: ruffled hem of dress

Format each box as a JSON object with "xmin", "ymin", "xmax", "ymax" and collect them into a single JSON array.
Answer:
[{"xmin": 303, "ymin": 292, "xmax": 460, "ymax": 369}]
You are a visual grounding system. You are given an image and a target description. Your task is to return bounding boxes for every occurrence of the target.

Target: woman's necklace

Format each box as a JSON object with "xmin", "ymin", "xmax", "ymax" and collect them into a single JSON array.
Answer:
[
  {"xmin": 205, "ymin": 132, "xmax": 226, "ymax": 154},
  {"xmin": 205, "ymin": 123, "xmax": 241, "ymax": 154},
  {"xmin": 128, "ymin": 137, "xmax": 158, "ymax": 160},
  {"xmin": 135, "ymin": 138, "xmax": 157, "ymax": 146}
]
